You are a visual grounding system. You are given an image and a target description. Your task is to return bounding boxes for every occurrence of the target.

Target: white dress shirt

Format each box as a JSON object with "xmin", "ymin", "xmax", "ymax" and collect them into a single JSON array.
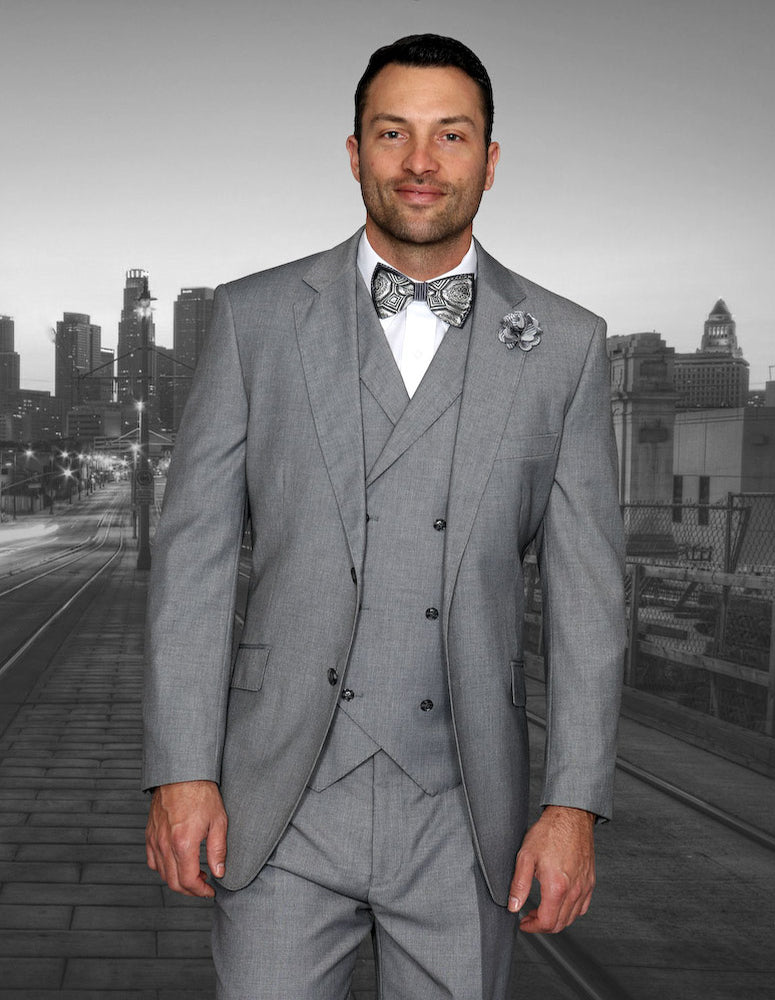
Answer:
[{"xmin": 357, "ymin": 233, "xmax": 478, "ymax": 398}]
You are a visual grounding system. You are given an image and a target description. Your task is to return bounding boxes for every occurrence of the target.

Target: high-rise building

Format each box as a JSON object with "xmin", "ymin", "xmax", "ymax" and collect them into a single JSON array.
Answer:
[
  {"xmin": 117, "ymin": 269, "xmax": 157, "ymax": 428},
  {"xmin": 0, "ymin": 315, "xmax": 21, "ymax": 396},
  {"xmin": 155, "ymin": 345, "xmax": 176, "ymax": 434},
  {"xmin": 54, "ymin": 312, "xmax": 103, "ymax": 410},
  {"xmin": 173, "ymin": 287, "xmax": 213, "ymax": 429},
  {"xmin": 99, "ymin": 348, "xmax": 115, "ymax": 402},
  {"xmin": 0, "ymin": 315, "xmax": 14, "ymax": 353},
  {"xmin": 674, "ymin": 300, "xmax": 749, "ymax": 409},
  {"xmin": 0, "ymin": 389, "xmax": 60, "ymax": 442}
]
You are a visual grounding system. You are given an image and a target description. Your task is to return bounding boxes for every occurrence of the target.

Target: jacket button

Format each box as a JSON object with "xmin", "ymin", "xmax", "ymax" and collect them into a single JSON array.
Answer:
[
  {"xmin": 350, "ymin": 567, "xmax": 357, "ymax": 584},
  {"xmin": 433, "ymin": 518, "xmax": 446, "ymax": 531},
  {"xmin": 425, "ymin": 607, "xmax": 439, "ymax": 620},
  {"xmin": 341, "ymin": 688, "xmax": 355, "ymax": 701},
  {"xmin": 327, "ymin": 668, "xmax": 338, "ymax": 685},
  {"xmin": 420, "ymin": 699, "xmax": 434, "ymax": 712}
]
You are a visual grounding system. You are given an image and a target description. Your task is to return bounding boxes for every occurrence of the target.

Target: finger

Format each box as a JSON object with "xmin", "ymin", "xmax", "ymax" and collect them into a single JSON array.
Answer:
[
  {"xmin": 173, "ymin": 835, "xmax": 214, "ymax": 897},
  {"xmin": 206, "ymin": 815, "xmax": 228, "ymax": 880},
  {"xmin": 520, "ymin": 874, "xmax": 566, "ymax": 933},
  {"xmin": 508, "ymin": 849, "xmax": 536, "ymax": 913}
]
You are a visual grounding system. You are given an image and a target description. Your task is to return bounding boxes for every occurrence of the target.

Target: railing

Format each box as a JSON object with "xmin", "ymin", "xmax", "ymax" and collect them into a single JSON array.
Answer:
[
  {"xmin": 625, "ymin": 562, "xmax": 774, "ymax": 736},
  {"xmin": 523, "ymin": 495, "xmax": 775, "ymax": 739}
]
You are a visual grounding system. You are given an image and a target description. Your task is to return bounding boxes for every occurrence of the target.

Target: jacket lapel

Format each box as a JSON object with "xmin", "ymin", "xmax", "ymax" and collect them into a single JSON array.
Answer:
[
  {"xmin": 294, "ymin": 232, "xmax": 367, "ymax": 571},
  {"xmin": 442, "ymin": 243, "xmax": 530, "ymax": 621}
]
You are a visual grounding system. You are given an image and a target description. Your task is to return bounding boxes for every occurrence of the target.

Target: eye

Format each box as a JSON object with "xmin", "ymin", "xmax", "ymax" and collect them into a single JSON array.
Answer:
[{"xmin": 381, "ymin": 130, "xmax": 402, "ymax": 140}]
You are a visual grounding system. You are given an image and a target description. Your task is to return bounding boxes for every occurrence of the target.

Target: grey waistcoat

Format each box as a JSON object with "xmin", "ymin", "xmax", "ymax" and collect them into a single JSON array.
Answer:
[{"xmin": 308, "ymin": 277, "xmax": 472, "ymax": 795}]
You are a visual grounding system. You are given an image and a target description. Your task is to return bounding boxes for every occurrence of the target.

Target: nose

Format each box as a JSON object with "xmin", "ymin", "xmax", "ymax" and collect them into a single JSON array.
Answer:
[{"xmin": 401, "ymin": 138, "xmax": 439, "ymax": 176}]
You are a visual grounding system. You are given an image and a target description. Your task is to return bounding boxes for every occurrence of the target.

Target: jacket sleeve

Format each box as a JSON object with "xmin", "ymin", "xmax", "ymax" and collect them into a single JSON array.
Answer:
[
  {"xmin": 537, "ymin": 317, "xmax": 626, "ymax": 821},
  {"xmin": 142, "ymin": 283, "xmax": 248, "ymax": 790}
]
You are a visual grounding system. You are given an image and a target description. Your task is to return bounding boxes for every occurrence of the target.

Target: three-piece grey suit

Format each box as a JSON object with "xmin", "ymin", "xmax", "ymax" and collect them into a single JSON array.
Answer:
[{"xmin": 143, "ymin": 229, "xmax": 626, "ymax": 995}]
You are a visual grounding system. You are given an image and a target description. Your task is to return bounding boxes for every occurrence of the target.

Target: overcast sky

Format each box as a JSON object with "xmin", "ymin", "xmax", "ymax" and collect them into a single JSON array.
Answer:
[{"xmin": 2, "ymin": 0, "xmax": 773, "ymax": 391}]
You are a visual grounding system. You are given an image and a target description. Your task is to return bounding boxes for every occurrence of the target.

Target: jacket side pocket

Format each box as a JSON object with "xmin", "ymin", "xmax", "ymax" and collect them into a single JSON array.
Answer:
[
  {"xmin": 510, "ymin": 659, "xmax": 526, "ymax": 707},
  {"xmin": 231, "ymin": 644, "xmax": 271, "ymax": 691}
]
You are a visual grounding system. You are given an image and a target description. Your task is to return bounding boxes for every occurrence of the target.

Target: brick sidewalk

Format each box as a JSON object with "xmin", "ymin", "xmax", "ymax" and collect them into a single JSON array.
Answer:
[
  {"xmin": 0, "ymin": 550, "xmax": 216, "ymax": 998},
  {"xmin": 0, "ymin": 532, "xmax": 385, "ymax": 999}
]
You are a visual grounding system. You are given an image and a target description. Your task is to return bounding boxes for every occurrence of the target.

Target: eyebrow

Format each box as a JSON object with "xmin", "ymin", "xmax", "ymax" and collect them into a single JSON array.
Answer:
[{"xmin": 369, "ymin": 113, "xmax": 477, "ymax": 129}]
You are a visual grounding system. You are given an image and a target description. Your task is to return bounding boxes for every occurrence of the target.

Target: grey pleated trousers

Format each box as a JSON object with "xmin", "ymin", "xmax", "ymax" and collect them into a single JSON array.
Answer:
[{"xmin": 212, "ymin": 751, "xmax": 517, "ymax": 999}]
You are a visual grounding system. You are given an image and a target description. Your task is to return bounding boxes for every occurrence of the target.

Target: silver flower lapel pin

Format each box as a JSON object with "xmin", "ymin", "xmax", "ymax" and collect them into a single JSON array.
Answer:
[{"xmin": 498, "ymin": 310, "xmax": 543, "ymax": 352}]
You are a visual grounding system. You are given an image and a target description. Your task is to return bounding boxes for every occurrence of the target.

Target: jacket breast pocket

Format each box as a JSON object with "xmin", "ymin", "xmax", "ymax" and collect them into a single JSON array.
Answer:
[
  {"xmin": 495, "ymin": 432, "xmax": 559, "ymax": 462},
  {"xmin": 231, "ymin": 644, "xmax": 271, "ymax": 691},
  {"xmin": 511, "ymin": 659, "xmax": 526, "ymax": 707}
]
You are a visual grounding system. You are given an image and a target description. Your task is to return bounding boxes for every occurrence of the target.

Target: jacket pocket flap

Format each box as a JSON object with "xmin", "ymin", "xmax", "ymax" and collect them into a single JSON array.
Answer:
[
  {"xmin": 510, "ymin": 659, "xmax": 526, "ymax": 707},
  {"xmin": 231, "ymin": 644, "xmax": 271, "ymax": 691},
  {"xmin": 496, "ymin": 432, "xmax": 558, "ymax": 461}
]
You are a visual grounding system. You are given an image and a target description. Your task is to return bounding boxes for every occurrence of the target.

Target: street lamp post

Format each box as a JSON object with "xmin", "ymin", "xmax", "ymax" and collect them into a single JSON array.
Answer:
[{"xmin": 136, "ymin": 278, "xmax": 154, "ymax": 570}]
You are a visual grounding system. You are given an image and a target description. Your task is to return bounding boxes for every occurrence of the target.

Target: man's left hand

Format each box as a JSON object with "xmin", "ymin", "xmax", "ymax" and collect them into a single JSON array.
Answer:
[{"xmin": 507, "ymin": 804, "xmax": 596, "ymax": 933}]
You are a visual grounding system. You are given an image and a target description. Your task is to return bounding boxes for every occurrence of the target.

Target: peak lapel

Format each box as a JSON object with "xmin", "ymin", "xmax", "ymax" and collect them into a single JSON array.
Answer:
[
  {"xmin": 294, "ymin": 232, "xmax": 366, "ymax": 571},
  {"xmin": 442, "ymin": 244, "xmax": 530, "ymax": 620}
]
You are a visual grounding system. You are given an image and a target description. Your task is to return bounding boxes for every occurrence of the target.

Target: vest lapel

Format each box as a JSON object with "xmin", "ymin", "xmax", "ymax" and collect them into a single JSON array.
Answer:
[
  {"xmin": 295, "ymin": 234, "xmax": 367, "ymax": 572},
  {"xmin": 365, "ymin": 316, "xmax": 471, "ymax": 487},
  {"xmin": 442, "ymin": 245, "xmax": 531, "ymax": 622}
]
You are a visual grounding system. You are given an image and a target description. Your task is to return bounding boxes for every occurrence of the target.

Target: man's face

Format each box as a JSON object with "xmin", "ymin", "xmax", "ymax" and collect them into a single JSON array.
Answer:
[{"xmin": 347, "ymin": 63, "xmax": 499, "ymax": 255}]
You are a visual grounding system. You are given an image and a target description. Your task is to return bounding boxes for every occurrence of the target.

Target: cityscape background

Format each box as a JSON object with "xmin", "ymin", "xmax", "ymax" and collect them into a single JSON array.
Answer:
[
  {"xmin": 0, "ymin": 3, "xmax": 773, "ymax": 990},
  {"xmin": 1, "ymin": 0, "xmax": 773, "ymax": 394}
]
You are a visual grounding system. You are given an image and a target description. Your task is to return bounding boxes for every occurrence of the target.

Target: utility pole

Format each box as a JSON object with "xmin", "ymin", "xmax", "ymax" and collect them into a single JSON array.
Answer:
[{"xmin": 136, "ymin": 277, "xmax": 154, "ymax": 570}]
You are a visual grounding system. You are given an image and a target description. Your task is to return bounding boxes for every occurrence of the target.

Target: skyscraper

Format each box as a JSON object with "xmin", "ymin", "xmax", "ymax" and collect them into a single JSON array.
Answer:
[
  {"xmin": 0, "ymin": 315, "xmax": 15, "ymax": 354},
  {"xmin": 54, "ymin": 312, "xmax": 103, "ymax": 410},
  {"xmin": 117, "ymin": 269, "xmax": 157, "ymax": 424},
  {"xmin": 173, "ymin": 286, "xmax": 213, "ymax": 430},
  {"xmin": 674, "ymin": 300, "xmax": 749, "ymax": 409},
  {"xmin": 0, "ymin": 316, "xmax": 21, "ymax": 396},
  {"xmin": 155, "ymin": 345, "xmax": 176, "ymax": 434}
]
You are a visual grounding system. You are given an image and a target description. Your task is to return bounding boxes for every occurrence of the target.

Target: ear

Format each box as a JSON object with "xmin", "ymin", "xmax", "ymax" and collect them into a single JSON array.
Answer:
[
  {"xmin": 346, "ymin": 135, "xmax": 361, "ymax": 183},
  {"xmin": 484, "ymin": 141, "xmax": 500, "ymax": 192}
]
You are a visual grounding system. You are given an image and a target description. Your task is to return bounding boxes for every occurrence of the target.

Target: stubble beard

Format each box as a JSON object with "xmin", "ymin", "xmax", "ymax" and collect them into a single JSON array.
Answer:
[{"xmin": 360, "ymin": 171, "xmax": 487, "ymax": 250}]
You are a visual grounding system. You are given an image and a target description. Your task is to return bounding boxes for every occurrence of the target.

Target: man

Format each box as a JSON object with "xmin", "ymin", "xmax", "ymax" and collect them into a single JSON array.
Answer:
[{"xmin": 144, "ymin": 34, "xmax": 625, "ymax": 999}]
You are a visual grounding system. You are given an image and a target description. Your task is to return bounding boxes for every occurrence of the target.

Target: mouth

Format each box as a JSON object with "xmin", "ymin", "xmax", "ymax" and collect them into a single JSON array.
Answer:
[{"xmin": 393, "ymin": 185, "xmax": 446, "ymax": 205}]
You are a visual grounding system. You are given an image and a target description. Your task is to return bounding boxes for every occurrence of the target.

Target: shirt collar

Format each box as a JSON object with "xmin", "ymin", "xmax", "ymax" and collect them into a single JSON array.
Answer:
[{"xmin": 357, "ymin": 231, "xmax": 478, "ymax": 292}]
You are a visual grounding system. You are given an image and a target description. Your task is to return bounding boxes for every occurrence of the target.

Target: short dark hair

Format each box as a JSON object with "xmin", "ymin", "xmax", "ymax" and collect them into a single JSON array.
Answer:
[{"xmin": 354, "ymin": 34, "xmax": 494, "ymax": 146}]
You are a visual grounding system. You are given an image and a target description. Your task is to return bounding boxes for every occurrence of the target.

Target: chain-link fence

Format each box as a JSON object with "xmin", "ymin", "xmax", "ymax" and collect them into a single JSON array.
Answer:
[
  {"xmin": 622, "ymin": 494, "xmax": 775, "ymax": 573},
  {"xmin": 522, "ymin": 498, "xmax": 775, "ymax": 738},
  {"xmin": 627, "ymin": 564, "xmax": 774, "ymax": 735}
]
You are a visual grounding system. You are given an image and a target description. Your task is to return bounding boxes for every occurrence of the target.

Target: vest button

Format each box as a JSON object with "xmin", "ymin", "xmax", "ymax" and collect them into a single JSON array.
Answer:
[
  {"xmin": 327, "ymin": 668, "xmax": 338, "ymax": 686},
  {"xmin": 433, "ymin": 518, "xmax": 446, "ymax": 531},
  {"xmin": 420, "ymin": 699, "xmax": 434, "ymax": 712},
  {"xmin": 425, "ymin": 607, "xmax": 439, "ymax": 620},
  {"xmin": 341, "ymin": 688, "xmax": 355, "ymax": 701}
]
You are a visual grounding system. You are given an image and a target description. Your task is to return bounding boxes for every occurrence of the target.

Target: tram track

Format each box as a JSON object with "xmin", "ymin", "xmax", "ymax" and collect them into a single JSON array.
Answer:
[
  {"xmin": 526, "ymin": 709, "xmax": 775, "ymax": 852},
  {"xmin": 0, "ymin": 531, "xmax": 126, "ymax": 681},
  {"xmin": 0, "ymin": 506, "xmax": 123, "ymax": 599},
  {"xmin": 0, "ymin": 492, "xmax": 126, "ymax": 583}
]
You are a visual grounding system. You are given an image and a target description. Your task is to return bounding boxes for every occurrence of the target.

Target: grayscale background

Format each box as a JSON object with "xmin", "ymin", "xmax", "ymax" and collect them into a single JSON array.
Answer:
[{"xmin": 2, "ymin": 0, "xmax": 773, "ymax": 391}]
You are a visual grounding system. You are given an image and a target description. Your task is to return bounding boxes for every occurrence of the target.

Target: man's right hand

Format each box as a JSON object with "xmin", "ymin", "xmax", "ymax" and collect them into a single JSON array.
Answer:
[{"xmin": 145, "ymin": 779, "xmax": 228, "ymax": 898}]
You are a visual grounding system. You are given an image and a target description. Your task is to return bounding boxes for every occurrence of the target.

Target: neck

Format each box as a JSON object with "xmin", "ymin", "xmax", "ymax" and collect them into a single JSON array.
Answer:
[{"xmin": 365, "ymin": 220, "xmax": 473, "ymax": 281}]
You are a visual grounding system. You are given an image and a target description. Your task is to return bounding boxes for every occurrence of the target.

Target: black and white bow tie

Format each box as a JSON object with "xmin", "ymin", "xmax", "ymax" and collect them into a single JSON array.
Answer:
[{"xmin": 371, "ymin": 263, "xmax": 475, "ymax": 328}]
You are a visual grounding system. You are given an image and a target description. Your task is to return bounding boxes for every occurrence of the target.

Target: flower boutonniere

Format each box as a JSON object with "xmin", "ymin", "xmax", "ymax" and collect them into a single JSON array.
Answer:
[{"xmin": 498, "ymin": 310, "xmax": 543, "ymax": 352}]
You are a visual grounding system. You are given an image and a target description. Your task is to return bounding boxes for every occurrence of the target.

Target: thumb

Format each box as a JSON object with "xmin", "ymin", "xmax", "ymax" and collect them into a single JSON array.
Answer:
[
  {"xmin": 206, "ymin": 815, "xmax": 228, "ymax": 879},
  {"xmin": 508, "ymin": 848, "xmax": 536, "ymax": 913}
]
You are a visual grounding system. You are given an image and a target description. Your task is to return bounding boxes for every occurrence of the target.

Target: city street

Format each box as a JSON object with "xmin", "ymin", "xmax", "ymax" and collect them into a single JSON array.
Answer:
[{"xmin": 0, "ymin": 482, "xmax": 773, "ymax": 998}]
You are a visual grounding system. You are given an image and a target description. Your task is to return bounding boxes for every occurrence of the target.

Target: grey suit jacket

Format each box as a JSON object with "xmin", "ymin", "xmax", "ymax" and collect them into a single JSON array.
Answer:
[{"xmin": 142, "ymin": 230, "xmax": 626, "ymax": 903}]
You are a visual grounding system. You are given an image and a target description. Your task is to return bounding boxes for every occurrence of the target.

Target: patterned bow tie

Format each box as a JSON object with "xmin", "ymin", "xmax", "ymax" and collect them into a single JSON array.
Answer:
[{"xmin": 371, "ymin": 263, "xmax": 475, "ymax": 328}]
